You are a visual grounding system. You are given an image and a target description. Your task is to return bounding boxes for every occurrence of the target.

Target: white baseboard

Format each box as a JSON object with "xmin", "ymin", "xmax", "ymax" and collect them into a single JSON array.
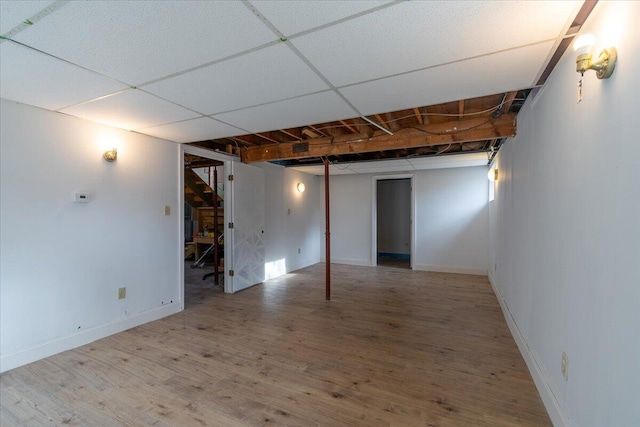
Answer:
[
  {"xmin": 488, "ymin": 273, "xmax": 568, "ymax": 427},
  {"xmin": 320, "ymin": 257, "xmax": 374, "ymax": 267},
  {"xmin": 414, "ymin": 264, "xmax": 487, "ymax": 276},
  {"xmin": 0, "ymin": 302, "xmax": 182, "ymax": 373}
]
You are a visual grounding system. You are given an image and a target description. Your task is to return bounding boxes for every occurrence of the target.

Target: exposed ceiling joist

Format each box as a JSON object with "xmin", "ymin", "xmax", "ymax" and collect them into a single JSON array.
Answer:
[{"xmin": 241, "ymin": 113, "xmax": 516, "ymax": 163}]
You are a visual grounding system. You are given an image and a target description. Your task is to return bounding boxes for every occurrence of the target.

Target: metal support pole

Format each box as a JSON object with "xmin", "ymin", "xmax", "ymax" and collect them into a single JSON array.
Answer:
[{"xmin": 324, "ymin": 158, "xmax": 331, "ymax": 300}]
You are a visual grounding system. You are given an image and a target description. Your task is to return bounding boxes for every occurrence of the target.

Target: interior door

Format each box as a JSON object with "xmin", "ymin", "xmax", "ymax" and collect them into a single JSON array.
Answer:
[{"xmin": 229, "ymin": 161, "xmax": 265, "ymax": 292}]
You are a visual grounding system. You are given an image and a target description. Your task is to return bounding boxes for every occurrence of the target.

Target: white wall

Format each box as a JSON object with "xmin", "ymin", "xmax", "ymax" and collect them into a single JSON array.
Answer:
[
  {"xmin": 0, "ymin": 100, "xmax": 182, "ymax": 372},
  {"xmin": 489, "ymin": 2, "xmax": 640, "ymax": 426},
  {"xmin": 322, "ymin": 167, "xmax": 488, "ymax": 274},
  {"xmin": 261, "ymin": 163, "xmax": 322, "ymax": 277},
  {"xmin": 414, "ymin": 167, "xmax": 488, "ymax": 274},
  {"xmin": 377, "ymin": 179, "xmax": 411, "ymax": 255}
]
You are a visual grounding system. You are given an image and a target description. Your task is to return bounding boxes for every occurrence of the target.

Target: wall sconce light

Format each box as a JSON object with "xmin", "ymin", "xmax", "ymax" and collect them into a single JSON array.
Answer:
[
  {"xmin": 574, "ymin": 34, "xmax": 617, "ymax": 79},
  {"xmin": 103, "ymin": 148, "xmax": 117, "ymax": 162},
  {"xmin": 488, "ymin": 168, "xmax": 498, "ymax": 181},
  {"xmin": 297, "ymin": 182, "xmax": 305, "ymax": 193}
]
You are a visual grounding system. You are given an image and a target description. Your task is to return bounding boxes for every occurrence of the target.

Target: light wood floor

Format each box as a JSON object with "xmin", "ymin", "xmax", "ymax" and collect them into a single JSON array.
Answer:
[{"xmin": 1, "ymin": 263, "xmax": 551, "ymax": 426}]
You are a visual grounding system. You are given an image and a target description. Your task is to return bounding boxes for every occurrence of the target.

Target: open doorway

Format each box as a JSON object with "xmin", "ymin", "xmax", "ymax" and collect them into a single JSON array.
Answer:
[
  {"xmin": 183, "ymin": 153, "xmax": 226, "ymax": 306},
  {"xmin": 373, "ymin": 176, "xmax": 414, "ymax": 270}
]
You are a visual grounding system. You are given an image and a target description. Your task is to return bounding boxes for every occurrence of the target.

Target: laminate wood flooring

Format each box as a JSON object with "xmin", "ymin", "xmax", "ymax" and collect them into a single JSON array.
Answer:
[{"xmin": 1, "ymin": 263, "xmax": 551, "ymax": 426}]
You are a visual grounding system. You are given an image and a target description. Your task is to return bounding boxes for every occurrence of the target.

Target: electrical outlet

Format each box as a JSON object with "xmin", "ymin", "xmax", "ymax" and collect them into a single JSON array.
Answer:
[
  {"xmin": 118, "ymin": 287, "xmax": 126, "ymax": 300},
  {"xmin": 163, "ymin": 205, "xmax": 170, "ymax": 216},
  {"xmin": 561, "ymin": 352, "xmax": 569, "ymax": 381}
]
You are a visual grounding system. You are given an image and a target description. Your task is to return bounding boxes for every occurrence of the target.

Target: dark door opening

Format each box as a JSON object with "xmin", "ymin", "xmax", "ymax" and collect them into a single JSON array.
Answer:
[{"xmin": 376, "ymin": 178, "xmax": 411, "ymax": 269}]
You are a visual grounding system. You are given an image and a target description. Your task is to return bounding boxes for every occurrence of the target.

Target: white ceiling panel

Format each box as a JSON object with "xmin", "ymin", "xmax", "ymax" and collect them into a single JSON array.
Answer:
[
  {"xmin": 290, "ymin": 153, "xmax": 489, "ymax": 175},
  {"xmin": 292, "ymin": 0, "xmax": 579, "ymax": 86},
  {"xmin": 349, "ymin": 159, "xmax": 411, "ymax": 170},
  {"xmin": 0, "ymin": 42, "xmax": 128, "ymax": 111},
  {"xmin": 145, "ymin": 44, "xmax": 329, "ymax": 115},
  {"xmin": 12, "ymin": 1, "xmax": 276, "ymax": 85},
  {"xmin": 60, "ymin": 90, "xmax": 200, "ymax": 131},
  {"xmin": 408, "ymin": 153, "xmax": 488, "ymax": 170},
  {"xmin": 254, "ymin": 0, "xmax": 391, "ymax": 36},
  {"xmin": 139, "ymin": 117, "xmax": 246, "ymax": 144},
  {"xmin": 340, "ymin": 40, "xmax": 555, "ymax": 116},
  {"xmin": 288, "ymin": 164, "xmax": 356, "ymax": 176},
  {"xmin": 0, "ymin": 1, "xmax": 54, "ymax": 34},
  {"xmin": 213, "ymin": 91, "xmax": 357, "ymax": 134}
]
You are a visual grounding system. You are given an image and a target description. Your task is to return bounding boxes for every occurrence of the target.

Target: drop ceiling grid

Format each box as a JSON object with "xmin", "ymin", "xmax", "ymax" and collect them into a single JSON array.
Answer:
[
  {"xmin": 144, "ymin": 43, "xmax": 330, "ymax": 116},
  {"xmin": 0, "ymin": 42, "xmax": 129, "ymax": 111},
  {"xmin": 11, "ymin": 1, "xmax": 277, "ymax": 85},
  {"xmin": 139, "ymin": 117, "xmax": 246, "ymax": 144},
  {"xmin": 340, "ymin": 40, "xmax": 557, "ymax": 116},
  {"xmin": 251, "ymin": 0, "xmax": 393, "ymax": 37},
  {"xmin": 60, "ymin": 90, "xmax": 201, "ymax": 131},
  {"xmin": 212, "ymin": 90, "xmax": 358, "ymax": 134},
  {"xmin": 290, "ymin": 0, "xmax": 580, "ymax": 88},
  {"xmin": 0, "ymin": 0, "xmax": 55, "ymax": 34}
]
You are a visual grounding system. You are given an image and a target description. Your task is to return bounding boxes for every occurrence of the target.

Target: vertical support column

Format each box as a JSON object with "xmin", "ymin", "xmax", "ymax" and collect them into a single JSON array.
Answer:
[
  {"xmin": 324, "ymin": 158, "xmax": 331, "ymax": 300},
  {"xmin": 213, "ymin": 166, "xmax": 219, "ymax": 286}
]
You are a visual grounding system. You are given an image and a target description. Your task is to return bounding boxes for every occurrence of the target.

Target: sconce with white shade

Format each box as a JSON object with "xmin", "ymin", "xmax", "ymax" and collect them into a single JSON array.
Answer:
[
  {"xmin": 103, "ymin": 148, "xmax": 117, "ymax": 162},
  {"xmin": 574, "ymin": 34, "xmax": 617, "ymax": 79},
  {"xmin": 297, "ymin": 182, "xmax": 305, "ymax": 193},
  {"xmin": 488, "ymin": 168, "xmax": 498, "ymax": 181}
]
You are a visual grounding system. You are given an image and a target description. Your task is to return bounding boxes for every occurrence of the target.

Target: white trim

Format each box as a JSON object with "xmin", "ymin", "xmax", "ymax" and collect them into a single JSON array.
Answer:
[
  {"xmin": 372, "ymin": 174, "xmax": 416, "ymax": 269},
  {"xmin": 414, "ymin": 264, "xmax": 487, "ymax": 276},
  {"xmin": 0, "ymin": 303, "xmax": 182, "ymax": 373},
  {"xmin": 178, "ymin": 148, "xmax": 185, "ymax": 310},
  {"xmin": 488, "ymin": 272, "xmax": 568, "ymax": 427},
  {"xmin": 321, "ymin": 257, "xmax": 373, "ymax": 267}
]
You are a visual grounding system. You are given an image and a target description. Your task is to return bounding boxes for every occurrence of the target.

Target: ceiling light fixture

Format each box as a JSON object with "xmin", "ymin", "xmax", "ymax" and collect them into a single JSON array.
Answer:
[
  {"xmin": 103, "ymin": 148, "xmax": 117, "ymax": 162},
  {"xmin": 574, "ymin": 34, "xmax": 617, "ymax": 80}
]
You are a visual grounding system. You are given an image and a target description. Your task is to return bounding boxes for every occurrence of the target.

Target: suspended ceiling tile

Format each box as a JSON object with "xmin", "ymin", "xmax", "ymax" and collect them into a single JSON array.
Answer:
[
  {"xmin": 0, "ymin": 42, "xmax": 128, "ymax": 111},
  {"xmin": 253, "ymin": 0, "xmax": 392, "ymax": 36},
  {"xmin": 145, "ymin": 44, "xmax": 329, "ymax": 116},
  {"xmin": 408, "ymin": 153, "xmax": 489, "ymax": 170},
  {"xmin": 213, "ymin": 91, "xmax": 357, "ymax": 135},
  {"xmin": 292, "ymin": 0, "xmax": 579, "ymax": 87},
  {"xmin": 60, "ymin": 90, "xmax": 200, "ymax": 131},
  {"xmin": 12, "ymin": 1, "xmax": 276, "ymax": 85},
  {"xmin": 288, "ymin": 164, "xmax": 356, "ymax": 176},
  {"xmin": 340, "ymin": 40, "xmax": 555, "ymax": 116},
  {"xmin": 348, "ymin": 159, "xmax": 412, "ymax": 170},
  {"xmin": 138, "ymin": 117, "xmax": 246, "ymax": 144},
  {"xmin": 0, "ymin": 1, "xmax": 55, "ymax": 34}
]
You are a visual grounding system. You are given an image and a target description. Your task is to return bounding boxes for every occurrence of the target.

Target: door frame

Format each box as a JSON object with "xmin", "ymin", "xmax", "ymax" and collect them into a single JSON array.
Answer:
[
  {"xmin": 371, "ymin": 174, "xmax": 416, "ymax": 269},
  {"xmin": 182, "ymin": 145, "xmax": 238, "ymax": 294}
]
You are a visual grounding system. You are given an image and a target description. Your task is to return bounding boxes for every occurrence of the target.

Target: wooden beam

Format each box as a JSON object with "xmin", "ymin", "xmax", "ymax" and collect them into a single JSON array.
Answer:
[
  {"xmin": 413, "ymin": 107, "xmax": 424, "ymax": 125},
  {"xmin": 280, "ymin": 129, "xmax": 300, "ymax": 140},
  {"xmin": 501, "ymin": 91, "xmax": 518, "ymax": 114},
  {"xmin": 253, "ymin": 133, "xmax": 280, "ymax": 144},
  {"xmin": 458, "ymin": 100, "xmax": 465, "ymax": 118},
  {"xmin": 339, "ymin": 120, "xmax": 358, "ymax": 134},
  {"xmin": 241, "ymin": 113, "xmax": 516, "ymax": 163}
]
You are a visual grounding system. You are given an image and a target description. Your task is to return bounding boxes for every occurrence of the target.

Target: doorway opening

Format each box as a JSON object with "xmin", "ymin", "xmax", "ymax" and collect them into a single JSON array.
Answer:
[
  {"xmin": 183, "ymin": 152, "xmax": 226, "ymax": 307},
  {"xmin": 373, "ymin": 176, "xmax": 414, "ymax": 270}
]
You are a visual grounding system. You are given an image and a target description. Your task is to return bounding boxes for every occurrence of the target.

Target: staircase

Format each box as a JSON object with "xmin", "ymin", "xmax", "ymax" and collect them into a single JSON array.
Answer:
[{"xmin": 184, "ymin": 167, "xmax": 223, "ymax": 208}]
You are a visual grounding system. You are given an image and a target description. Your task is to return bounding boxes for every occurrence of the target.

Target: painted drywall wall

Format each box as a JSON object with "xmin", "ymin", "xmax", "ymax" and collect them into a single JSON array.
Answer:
[
  {"xmin": 0, "ymin": 99, "xmax": 181, "ymax": 372},
  {"xmin": 322, "ymin": 167, "xmax": 488, "ymax": 274},
  {"xmin": 489, "ymin": 2, "xmax": 640, "ymax": 426},
  {"xmin": 377, "ymin": 179, "xmax": 411, "ymax": 255},
  {"xmin": 414, "ymin": 167, "xmax": 488, "ymax": 274},
  {"xmin": 261, "ymin": 163, "xmax": 321, "ymax": 277}
]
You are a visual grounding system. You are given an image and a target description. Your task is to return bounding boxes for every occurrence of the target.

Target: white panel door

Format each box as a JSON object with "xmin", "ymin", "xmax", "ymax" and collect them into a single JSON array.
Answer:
[{"xmin": 229, "ymin": 162, "xmax": 265, "ymax": 292}]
